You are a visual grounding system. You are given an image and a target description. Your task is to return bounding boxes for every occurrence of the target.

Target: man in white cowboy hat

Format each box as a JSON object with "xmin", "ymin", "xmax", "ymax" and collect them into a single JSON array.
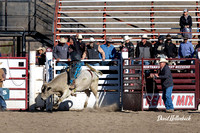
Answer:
[
  {"xmin": 36, "ymin": 47, "xmax": 46, "ymax": 65},
  {"xmin": 179, "ymin": 8, "xmax": 192, "ymax": 39},
  {"xmin": 82, "ymin": 37, "xmax": 105, "ymax": 66},
  {"xmin": 53, "ymin": 37, "xmax": 70, "ymax": 74},
  {"xmin": 120, "ymin": 35, "xmax": 134, "ymax": 59},
  {"xmin": 151, "ymin": 58, "xmax": 174, "ymax": 113},
  {"xmin": 70, "ymin": 34, "xmax": 86, "ymax": 59},
  {"xmin": 135, "ymin": 34, "xmax": 152, "ymax": 60}
]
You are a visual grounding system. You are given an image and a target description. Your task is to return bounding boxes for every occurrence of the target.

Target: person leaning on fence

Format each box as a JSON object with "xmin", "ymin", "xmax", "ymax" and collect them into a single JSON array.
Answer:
[
  {"xmin": 82, "ymin": 37, "xmax": 105, "ymax": 66},
  {"xmin": 164, "ymin": 34, "xmax": 177, "ymax": 58},
  {"xmin": 178, "ymin": 35, "xmax": 194, "ymax": 65},
  {"xmin": 195, "ymin": 41, "xmax": 200, "ymax": 59},
  {"xmin": 36, "ymin": 47, "xmax": 46, "ymax": 65},
  {"xmin": 53, "ymin": 38, "xmax": 70, "ymax": 74},
  {"xmin": 135, "ymin": 34, "xmax": 153, "ymax": 64},
  {"xmin": 178, "ymin": 35, "xmax": 194, "ymax": 59},
  {"xmin": 179, "ymin": 8, "xmax": 192, "ymax": 39},
  {"xmin": 153, "ymin": 35, "xmax": 167, "ymax": 58},
  {"xmin": 150, "ymin": 58, "xmax": 174, "ymax": 113},
  {"xmin": 100, "ymin": 37, "xmax": 116, "ymax": 66},
  {"xmin": 0, "ymin": 64, "xmax": 6, "ymax": 111}
]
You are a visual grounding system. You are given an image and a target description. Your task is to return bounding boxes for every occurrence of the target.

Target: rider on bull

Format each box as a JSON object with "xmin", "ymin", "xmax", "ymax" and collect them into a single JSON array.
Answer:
[{"xmin": 68, "ymin": 34, "xmax": 85, "ymax": 89}]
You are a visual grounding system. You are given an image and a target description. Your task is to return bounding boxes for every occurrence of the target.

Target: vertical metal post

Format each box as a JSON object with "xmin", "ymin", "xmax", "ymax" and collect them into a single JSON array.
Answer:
[
  {"xmin": 22, "ymin": 33, "xmax": 26, "ymax": 57},
  {"xmin": 34, "ymin": 0, "xmax": 36, "ymax": 31},
  {"xmin": 196, "ymin": 1, "xmax": 200, "ymax": 38},
  {"xmin": 141, "ymin": 58, "xmax": 144, "ymax": 111},
  {"xmin": 5, "ymin": 0, "xmax": 7, "ymax": 31},
  {"xmin": 17, "ymin": 37, "xmax": 21, "ymax": 57},
  {"xmin": 103, "ymin": 2, "xmax": 107, "ymax": 41},
  {"xmin": 150, "ymin": 1, "xmax": 155, "ymax": 41},
  {"xmin": 195, "ymin": 59, "xmax": 199, "ymax": 109},
  {"xmin": 28, "ymin": 0, "xmax": 31, "ymax": 32},
  {"xmin": 13, "ymin": 37, "xmax": 15, "ymax": 57}
]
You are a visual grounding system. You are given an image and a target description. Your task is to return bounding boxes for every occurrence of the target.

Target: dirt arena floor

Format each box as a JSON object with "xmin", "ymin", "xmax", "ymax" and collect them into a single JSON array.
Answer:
[{"xmin": 0, "ymin": 105, "xmax": 200, "ymax": 133}]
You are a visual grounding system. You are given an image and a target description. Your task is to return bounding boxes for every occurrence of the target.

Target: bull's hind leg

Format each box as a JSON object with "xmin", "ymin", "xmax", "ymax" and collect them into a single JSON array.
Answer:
[
  {"xmin": 84, "ymin": 89, "xmax": 90, "ymax": 108},
  {"xmin": 90, "ymin": 79, "xmax": 99, "ymax": 108}
]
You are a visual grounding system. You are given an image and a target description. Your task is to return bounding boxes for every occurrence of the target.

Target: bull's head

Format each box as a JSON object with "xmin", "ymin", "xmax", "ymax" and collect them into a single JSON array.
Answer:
[{"xmin": 41, "ymin": 83, "xmax": 52, "ymax": 100}]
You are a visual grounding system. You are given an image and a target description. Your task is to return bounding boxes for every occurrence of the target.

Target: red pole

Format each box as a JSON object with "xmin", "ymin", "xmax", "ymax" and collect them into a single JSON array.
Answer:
[{"xmin": 103, "ymin": 2, "xmax": 107, "ymax": 41}]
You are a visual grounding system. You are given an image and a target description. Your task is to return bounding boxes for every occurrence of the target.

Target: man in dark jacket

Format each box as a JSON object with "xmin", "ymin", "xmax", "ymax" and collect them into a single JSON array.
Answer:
[
  {"xmin": 179, "ymin": 8, "xmax": 192, "ymax": 39},
  {"xmin": 164, "ymin": 34, "xmax": 177, "ymax": 58},
  {"xmin": 151, "ymin": 58, "xmax": 174, "ymax": 113},
  {"xmin": 153, "ymin": 36, "xmax": 166, "ymax": 58}
]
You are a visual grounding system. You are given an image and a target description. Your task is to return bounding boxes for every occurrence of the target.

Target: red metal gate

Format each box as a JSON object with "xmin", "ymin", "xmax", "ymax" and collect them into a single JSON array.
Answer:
[{"xmin": 122, "ymin": 58, "xmax": 200, "ymax": 111}]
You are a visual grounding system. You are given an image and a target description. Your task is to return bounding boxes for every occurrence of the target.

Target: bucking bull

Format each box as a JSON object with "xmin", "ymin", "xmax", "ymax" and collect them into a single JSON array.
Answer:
[{"xmin": 41, "ymin": 64, "xmax": 103, "ymax": 109}]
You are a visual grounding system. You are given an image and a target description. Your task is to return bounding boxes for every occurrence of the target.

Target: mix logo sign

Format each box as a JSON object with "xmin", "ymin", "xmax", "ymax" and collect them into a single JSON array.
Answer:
[{"xmin": 143, "ymin": 93, "xmax": 195, "ymax": 109}]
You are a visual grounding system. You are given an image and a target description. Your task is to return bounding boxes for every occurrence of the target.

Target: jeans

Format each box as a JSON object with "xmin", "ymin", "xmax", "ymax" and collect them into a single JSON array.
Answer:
[
  {"xmin": 162, "ymin": 86, "xmax": 174, "ymax": 110},
  {"xmin": 181, "ymin": 27, "xmax": 192, "ymax": 39},
  {"xmin": 57, "ymin": 62, "xmax": 68, "ymax": 74},
  {"xmin": 89, "ymin": 63, "xmax": 100, "ymax": 66},
  {"xmin": 0, "ymin": 88, "xmax": 6, "ymax": 110}
]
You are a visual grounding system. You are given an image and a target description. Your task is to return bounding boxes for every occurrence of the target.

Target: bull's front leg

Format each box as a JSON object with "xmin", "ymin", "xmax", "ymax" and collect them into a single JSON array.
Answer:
[{"xmin": 53, "ymin": 88, "xmax": 72, "ymax": 109}]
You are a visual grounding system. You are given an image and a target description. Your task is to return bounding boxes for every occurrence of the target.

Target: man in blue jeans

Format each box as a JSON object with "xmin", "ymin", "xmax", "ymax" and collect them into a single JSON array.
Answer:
[{"xmin": 151, "ymin": 58, "xmax": 174, "ymax": 113}]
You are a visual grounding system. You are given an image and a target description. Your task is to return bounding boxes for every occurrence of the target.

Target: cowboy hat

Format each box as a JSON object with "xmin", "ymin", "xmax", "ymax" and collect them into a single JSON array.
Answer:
[
  {"xmin": 59, "ymin": 38, "xmax": 67, "ymax": 43},
  {"xmin": 106, "ymin": 37, "xmax": 113, "ymax": 43},
  {"xmin": 89, "ymin": 37, "xmax": 95, "ymax": 42},
  {"xmin": 124, "ymin": 35, "xmax": 131, "ymax": 41},
  {"xmin": 159, "ymin": 58, "xmax": 168, "ymax": 63},
  {"xmin": 166, "ymin": 34, "xmax": 172, "ymax": 40},
  {"xmin": 142, "ymin": 34, "xmax": 149, "ymax": 39},
  {"xmin": 37, "ymin": 47, "xmax": 46, "ymax": 53},
  {"xmin": 77, "ymin": 34, "xmax": 83, "ymax": 40}
]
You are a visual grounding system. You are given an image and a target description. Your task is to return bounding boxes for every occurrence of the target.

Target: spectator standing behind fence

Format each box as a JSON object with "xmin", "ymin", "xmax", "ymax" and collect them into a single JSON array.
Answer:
[
  {"xmin": 36, "ymin": 47, "xmax": 46, "ymax": 65},
  {"xmin": 150, "ymin": 58, "xmax": 174, "ymax": 113},
  {"xmin": 153, "ymin": 36, "xmax": 167, "ymax": 58},
  {"xmin": 178, "ymin": 35, "xmax": 194, "ymax": 59},
  {"xmin": 179, "ymin": 8, "xmax": 192, "ymax": 39},
  {"xmin": 120, "ymin": 35, "xmax": 134, "ymax": 58},
  {"xmin": 53, "ymin": 38, "xmax": 69, "ymax": 74},
  {"xmin": 135, "ymin": 34, "xmax": 153, "ymax": 63},
  {"xmin": 0, "ymin": 64, "xmax": 6, "ymax": 111},
  {"xmin": 71, "ymin": 34, "xmax": 86, "ymax": 59},
  {"xmin": 100, "ymin": 37, "xmax": 116, "ymax": 65},
  {"xmin": 164, "ymin": 34, "xmax": 177, "ymax": 58},
  {"xmin": 195, "ymin": 41, "xmax": 200, "ymax": 59},
  {"xmin": 82, "ymin": 37, "xmax": 105, "ymax": 66}
]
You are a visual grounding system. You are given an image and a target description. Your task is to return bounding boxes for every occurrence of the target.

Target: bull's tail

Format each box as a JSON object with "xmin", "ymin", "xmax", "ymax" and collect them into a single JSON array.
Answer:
[{"xmin": 85, "ymin": 63, "xmax": 103, "ymax": 76}]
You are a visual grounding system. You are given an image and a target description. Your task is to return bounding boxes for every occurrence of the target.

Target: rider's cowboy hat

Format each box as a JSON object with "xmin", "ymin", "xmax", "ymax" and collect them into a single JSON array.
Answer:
[{"xmin": 77, "ymin": 34, "xmax": 83, "ymax": 40}]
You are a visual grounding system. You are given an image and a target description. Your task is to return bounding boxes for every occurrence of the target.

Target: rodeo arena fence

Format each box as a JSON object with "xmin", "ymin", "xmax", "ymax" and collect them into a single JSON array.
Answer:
[{"xmin": 2, "ymin": 0, "xmax": 200, "ymax": 111}]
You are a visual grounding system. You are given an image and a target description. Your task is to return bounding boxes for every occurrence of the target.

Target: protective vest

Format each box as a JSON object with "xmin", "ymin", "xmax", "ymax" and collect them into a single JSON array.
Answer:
[{"xmin": 87, "ymin": 44, "xmax": 100, "ymax": 59}]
